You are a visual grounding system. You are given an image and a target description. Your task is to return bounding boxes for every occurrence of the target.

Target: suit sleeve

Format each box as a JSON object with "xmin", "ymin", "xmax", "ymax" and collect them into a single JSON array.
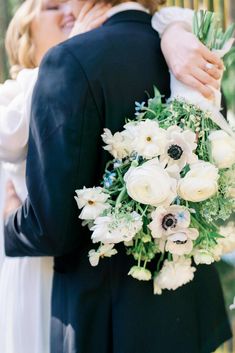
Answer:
[{"xmin": 4, "ymin": 44, "xmax": 103, "ymax": 257}]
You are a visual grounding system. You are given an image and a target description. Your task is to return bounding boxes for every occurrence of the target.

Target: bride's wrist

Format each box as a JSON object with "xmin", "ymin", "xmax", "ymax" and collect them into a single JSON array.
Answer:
[{"xmin": 161, "ymin": 21, "xmax": 192, "ymax": 39}]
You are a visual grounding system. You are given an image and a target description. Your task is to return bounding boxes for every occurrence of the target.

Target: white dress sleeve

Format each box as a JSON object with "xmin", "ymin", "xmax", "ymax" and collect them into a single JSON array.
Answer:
[
  {"xmin": 152, "ymin": 6, "xmax": 194, "ymax": 37},
  {"xmin": 0, "ymin": 68, "xmax": 38, "ymax": 163}
]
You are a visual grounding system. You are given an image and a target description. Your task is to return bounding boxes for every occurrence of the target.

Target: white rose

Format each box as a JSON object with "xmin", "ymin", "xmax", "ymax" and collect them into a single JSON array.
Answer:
[
  {"xmin": 178, "ymin": 161, "xmax": 219, "ymax": 202},
  {"xmin": 128, "ymin": 266, "xmax": 152, "ymax": 281},
  {"xmin": 209, "ymin": 130, "xmax": 235, "ymax": 169},
  {"xmin": 124, "ymin": 159, "xmax": 177, "ymax": 207},
  {"xmin": 153, "ymin": 257, "xmax": 196, "ymax": 294}
]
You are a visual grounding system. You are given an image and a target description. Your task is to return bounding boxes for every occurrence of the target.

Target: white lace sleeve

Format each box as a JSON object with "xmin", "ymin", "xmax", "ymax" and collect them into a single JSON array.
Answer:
[
  {"xmin": 152, "ymin": 6, "xmax": 194, "ymax": 37},
  {"xmin": 0, "ymin": 68, "xmax": 38, "ymax": 163}
]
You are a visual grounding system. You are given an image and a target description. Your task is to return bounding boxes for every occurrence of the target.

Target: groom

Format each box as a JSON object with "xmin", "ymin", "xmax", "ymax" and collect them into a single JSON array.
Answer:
[{"xmin": 4, "ymin": 0, "xmax": 232, "ymax": 352}]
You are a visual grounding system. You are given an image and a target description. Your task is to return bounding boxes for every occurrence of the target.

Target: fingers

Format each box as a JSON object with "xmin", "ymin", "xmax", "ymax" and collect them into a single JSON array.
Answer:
[
  {"xmin": 85, "ymin": 3, "xmax": 111, "ymax": 20},
  {"xmin": 6, "ymin": 180, "xmax": 17, "ymax": 197},
  {"xmin": 73, "ymin": 2, "xmax": 110, "ymax": 35},
  {"xmin": 182, "ymin": 75, "xmax": 214, "ymax": 99},
  {"xmin": 202, "ymin": 62, "xmax": 223, "ymax": 80},
  {"xmin": 78, "ymin": 2, "xmax": 110, "ymax": 23},
  {"xmin": 200, "ymin": 44, "xmax": 224, "ymax": 70},
  {"xmin": 4, "ymin": 180, "xmax": 21, "ymax": 220},
  {"xmin": 191, "ymin": 67, "xmax": 220, "ymax": 90},
  {"xmin": 6, "ymin": 180, "xmax": 21, "ymax": 205},
  {"xmin": 89, "ymin": 13, "xmax": 109, "ymax": 31},
  {"xmin": 77, "ymin": 1, "xmax": 96, "ymax": 22}
]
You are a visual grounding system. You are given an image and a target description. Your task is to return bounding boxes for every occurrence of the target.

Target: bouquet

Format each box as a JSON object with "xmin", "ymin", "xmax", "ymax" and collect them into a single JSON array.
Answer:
[{"xmin": 75, "ymin": 11, "xmax": 235, "ymax": 294}]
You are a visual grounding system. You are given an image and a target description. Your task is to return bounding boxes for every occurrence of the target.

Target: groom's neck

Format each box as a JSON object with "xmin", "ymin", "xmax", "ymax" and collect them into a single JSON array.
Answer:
[{"xmin": 98, "ymin": 0, "xmax": 165, "ymax": 14}]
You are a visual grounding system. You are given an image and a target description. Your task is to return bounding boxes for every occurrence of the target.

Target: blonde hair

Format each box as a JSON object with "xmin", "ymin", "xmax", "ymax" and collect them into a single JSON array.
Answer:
[{"xmin": 5, "ymin": 0, "xmax": 42, "ymax": 79}]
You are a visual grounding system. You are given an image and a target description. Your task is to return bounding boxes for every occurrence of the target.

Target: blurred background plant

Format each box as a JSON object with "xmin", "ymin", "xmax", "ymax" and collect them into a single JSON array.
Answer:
[{"xmin": 0, "ymin": 0, "xmax": 24, "ymax": 82}]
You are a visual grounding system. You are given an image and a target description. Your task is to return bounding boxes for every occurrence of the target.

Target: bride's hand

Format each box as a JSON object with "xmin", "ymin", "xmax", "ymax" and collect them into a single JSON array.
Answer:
[
  {"xmin": 3, "ymin": 181, "xmax": 21, "ymax": 221},
  {"xmin": 161, "ymin": 22, "xmax": 224, "ymax": 99},
  {"xmin": 69, "ymin": 1, "xmax": 111, "ymax": 38}
]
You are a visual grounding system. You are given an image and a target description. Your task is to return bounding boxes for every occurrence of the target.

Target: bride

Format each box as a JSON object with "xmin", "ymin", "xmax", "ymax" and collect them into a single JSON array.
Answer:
[{"xmin": 0, "ymin": 1, "xmax": 110, "ymax": 352}]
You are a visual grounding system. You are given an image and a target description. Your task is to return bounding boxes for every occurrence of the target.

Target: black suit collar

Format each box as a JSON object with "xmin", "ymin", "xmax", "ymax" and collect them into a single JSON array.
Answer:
[{"xmin": 103, "ymin": 10, "xmax": 152, "ymax": 26}]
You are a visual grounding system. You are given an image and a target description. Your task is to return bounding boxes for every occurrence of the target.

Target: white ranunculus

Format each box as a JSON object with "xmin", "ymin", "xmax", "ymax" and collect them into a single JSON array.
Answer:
[
  {"xmin": 125, "ymin": 119, "xmax": 167, "ymax": 159},
  {"xmin": 148, "ymin": 205, "xmax": 191, "ymax": 238},
  {"xmin": 193, "ymin": 243, "xmax": 223, "ymax": 265},
  {"xmin": 102, "ymin": 128, "xmax": 131, "ymax": 159},
  {"xmin": 209, "ymin": 130, "xmax": 235, "ymax": 169},
  {"xmin": 160, "ymin": 126, "xmax": 198, "ymax": 170},
  {"xmin": 75, "ymin": 187, "xmax": 110, "ymax": 220},
  {"xmin": 230, "ymin": 297, "xmax": 235, "ymax": 310},
  {"xmin": 219, "ymin": 221, "xmax": 235, "ymax": 254},
  {"xmin": 165, "ymin": 228, "xmax": 199, "ymax": 256},
  {"xmin": 193, "ymin": 249, "xmax": 215, "ymax": 265},
  {"xmin": 124, "ymin": 159, "xmax": 177, "ymax": 207},
  {"xmin": 223, "ymin": 169, "xmax": 235, "ymax": 199},
  {"xmin": 128, "ymin": 266, "xmax": 152, "ymax": 281},
  {"xmin": 153, "ymin": 258, "xmax": 196, "ymax": 294},
  {"xmin": 91, "ymin": 211, "xmax": 142, "ymax": 244},
  {"xmin": 88, "ymin": 244, "xmax": 117, "ymax": 267},
  {"xmin": 178, "ymin": 161, "xmax": 219, "ymax": 202}
]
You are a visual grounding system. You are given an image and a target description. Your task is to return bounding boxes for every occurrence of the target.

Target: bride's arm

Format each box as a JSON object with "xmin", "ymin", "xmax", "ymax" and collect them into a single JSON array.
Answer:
[
  {"xmin": 0, "ymin": 70, "xmax": 37, "ymax": 163},
  {"xmin": 152, "ymin": 7, "xmax": 223, "ymax": 99},
  {"xmin": 0, "ymin": 82, "xmax": 27, "ymax": 163}
]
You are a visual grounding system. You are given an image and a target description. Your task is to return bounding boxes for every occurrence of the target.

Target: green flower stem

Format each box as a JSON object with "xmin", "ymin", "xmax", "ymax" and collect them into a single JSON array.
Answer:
[
  {"xmin": 115, "ymin": 186, "xmax": 127, "ymax": 209},
  {"xmin": 156, "ymin": 252, "xmax": 165, "ymax": 273},
  {"xmin": 137, "ymin": 242, "xmax": 143, "ymax": 267},
  {"xmin": 143, "ymin": 259, "xmax": 148, "ymax": 269},
  {"xmin": 142, "ymin": 107, "xmax": 158, "ymax": 117},
  {"xmin": 191, "ymin": 214, "xmax": 208, "ymax": 234}
]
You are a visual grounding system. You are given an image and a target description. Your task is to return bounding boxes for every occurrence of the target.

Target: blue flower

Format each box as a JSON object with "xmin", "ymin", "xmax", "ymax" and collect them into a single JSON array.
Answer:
[
  {"xmin": 103, "ymin": 171, "xmax": 116, "ymax": 188},
  {"xmin": 135, "ymin": 101, "xmax": 145, "ymax": 116},
  {"xmin": 113, "ymin": 159, "xmax": 122, "ymax": 169},
  {"xmin": 177, "ymin": 212, "xmax": 187, "ymax": 222}
]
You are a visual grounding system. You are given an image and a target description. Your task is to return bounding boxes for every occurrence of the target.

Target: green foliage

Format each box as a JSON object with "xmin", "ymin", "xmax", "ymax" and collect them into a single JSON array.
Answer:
[
  {"xmin": 193, "ymin": 10, "xmax": 235, "ymax": 50},
  {"xmin": 222, "ymin": 47, "xmax": 235, "ymax": 112}
]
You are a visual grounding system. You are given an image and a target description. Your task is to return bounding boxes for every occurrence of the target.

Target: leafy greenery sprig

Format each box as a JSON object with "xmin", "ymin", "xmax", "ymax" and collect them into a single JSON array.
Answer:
[{"xmin": 193, "ymin": 10, "xmax": 235, "ymax": 50}]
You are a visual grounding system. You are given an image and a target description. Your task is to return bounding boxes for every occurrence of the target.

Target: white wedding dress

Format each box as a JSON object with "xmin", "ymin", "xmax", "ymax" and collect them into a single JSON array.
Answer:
[{"xmin": 0, "ymin": 68, "xmax": 53, "ymax": 353}]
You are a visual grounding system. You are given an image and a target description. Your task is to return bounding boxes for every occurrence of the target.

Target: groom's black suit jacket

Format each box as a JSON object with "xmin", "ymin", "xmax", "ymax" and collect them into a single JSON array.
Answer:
[{"xmin": 4, "ymin": 11, "xmax": 231, "ymax": 353}]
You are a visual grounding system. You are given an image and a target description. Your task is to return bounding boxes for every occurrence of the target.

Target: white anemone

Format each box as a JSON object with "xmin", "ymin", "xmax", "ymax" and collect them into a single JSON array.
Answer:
[
  {"xmin": 125, "ymin": 119, "xmax": 167, "ymax": 159},
  {"xmin": 148, "ymin": 205, "xmax": 191, "ymax": 238},
  {"xmin": 88, "ymin": 244, "xmax": 117, "ymax": 267},
  {"xmin": 75, "ymin": 187, "xmax": 110, "ymax": 220},
  {"xmin": 165, "ymin": 228, "xmax": 199, "ymax": 256},
  {"xmin": 160, "ymin": 126, "xmax": 198, "ymax": 170}
]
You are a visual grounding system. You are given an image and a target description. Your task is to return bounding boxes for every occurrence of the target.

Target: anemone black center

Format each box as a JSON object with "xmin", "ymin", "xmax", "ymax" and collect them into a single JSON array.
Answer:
[
  {"xmin": 162, "ymin": 214, "xmax": 177, "ymax": 230},
  {"xmin": 174, "ymin": 240, "xmax": 187, "ymax": 245},
  {"xmin": 167, "ymin": 144, "xmax": 183, "ymax": 160}
]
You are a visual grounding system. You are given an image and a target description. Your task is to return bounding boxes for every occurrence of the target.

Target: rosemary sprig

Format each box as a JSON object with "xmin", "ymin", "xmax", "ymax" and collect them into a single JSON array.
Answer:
[{"xmin": 193, "ymin": 10, "xmax": 235, "ymax": 51}]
